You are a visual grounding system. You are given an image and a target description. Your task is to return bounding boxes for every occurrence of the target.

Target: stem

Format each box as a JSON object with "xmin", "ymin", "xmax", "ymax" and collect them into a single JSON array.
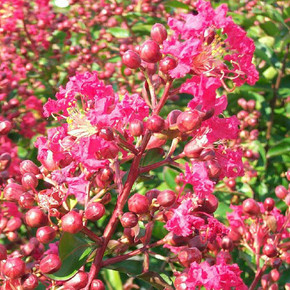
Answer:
[
  {"xmin": 144, "ymin": 71, "xmax": 157, "ymax": 108},
  {"xmin": 81, "ymin": 227, "xmax": 103, "ymax": 246},
  {"xmin": 154, "ymin": 80, "xmax": 173, "ymax": 115},
  {"xmin": 85, "ymin": 131, "xmax": 151, "ymax": 288},
  {"xmin": 101, "ymin": 238, "xmax": 166, "ymax": 267},
  {"xmin": 249, "ymin": 261, "xmax": 268, "ymax": 290}
]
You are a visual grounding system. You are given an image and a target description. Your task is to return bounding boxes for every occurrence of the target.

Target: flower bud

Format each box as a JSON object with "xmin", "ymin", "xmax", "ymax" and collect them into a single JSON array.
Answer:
[
  {"xmin": 0, "ymin": 244, "xmax": 7, "ymax": 260},
  {"xmin": 64, "ymin": 271, "xmax": 88, "ymax": 289},
  {"xmin": 221, "ymin": 236, "xmax": 234, "ymax": 251},
  {"xmin": 151, "ymin": 23, "xmax": 167, "ymax": 44},
  {"xmin": 25, "ymin": 208, "xmax": 48, "ymax": 228},
  {"xmin": 19, "ymin": 192, "xmax": 35, "ymax": 209},
  {"xmin": 0, "ymin": 120, "xmax": 12, "ymax": 135},
  {"xmin": 128, "ymin": 194, "xmax": 150, "ymax": 214},
  {"xmin": 145, "ymin": 189, "xmax": 160, "ymax": 203},
  {"xmin": 199, "ymin": 194, "xmax": 218, "ymax": 214},
  {"xmin": 177, "ymin": 110, "xmax": 202, "ymax": 133},
  {"xmin": 85, "ymin": 203, "xmax": 105, "ymax": 221},
  {"xmin": 263, "ymin": 244, "xmax": 277, "ymax": 258},
  {"xmin": 0, "ymin": 153, "xmax": 11, "ymax": 171},
  {"xmin": 3, "ymin": 258, "xmax": 26, "ymax": 278},
  {"xmin": 99, "ymin": 127, "xmax": 114, "ymax": 141},
  {"xmin": 120, "ymin": 212, "xmax": 138, "ymax": 228},
  {"xmin": 5, "ymin": 217, "xmax": 22, "ymax": 232},
  {"xmin": 275, "ymin": 185, "xmax": 287, "ymax": 199},
  {"xmin": 0, "ymin": 217, "xmax": 8, "ymax": 232},
  {"xmin": 20, "ymin": 160, "xmax": 40, "ymax": 175},
  {"xmin": 36, "ymin": 226, "xmax": 57, "ymax": 244},
  {"xmin": 157, "ymin": 190, "xmax": 176, "ymax": 207},
  {"xmin": 140, "ymin": 40, "xmax": 162, "ymax": 63},
  {"xmin": 39, "ymin": 254, "xmax": 62, "ymax": 274},
  {"xmin": 178, "ymin": 247, "xmax": 202, "ymax": 267},
  {"xmin": 270, "ymin": 269, "xmax": 280, "ymax": 282},
  {"xmin": 122, "ymin": 50, "xmax": 141, "ymax": 69},
  {"xmin": 199, "ymin": 148, "xmax": 215, "ymax": 161},
  {"xmin": 61, "ymin": 211, "xmax": 83, "ymax": 234},
  {"xmin": 285, "ymin": 194, "xmax": 290, "ymax": 206},
  {"xmin": 264, "ymin": 198, "xmax": 275, "ymax": 211},
  {"xmin": 22, "ymin": 274, "xmax": 39, "ymax": 289},
  {"xmin": 90, "ymin": 279, "xmax": 105, "ymax": 290},
  {"xmin": 159, "ymin": 57, "xmax": 177, "ymax": 74},
  {"xmin": 174, "ymin": 273, "xmax": 188, "ymax": 290},
  {"xmin": 205, "ymin": 159, "xmax": 221, "ymax": 180},
  {"xmin": 242, "ymin": 198, "xmax": 260, "ymax": 216},
  {"xmin": 146, "ymin": 115, "xmax": 165, "ymax": 132},
  {"xmin": 4, "ymin": 183, "xmax": 25, "ymax": 201},
  {"xmin": 129, "ymin": 119, "xmax": 144, "ymax": 136},
  {"xmin": 183, "ymin": 139, "xmax": 203, "ymax": 158},
  {"xmin": 22, "ymin": 173, "xmax": 38, "ymax": 190}
]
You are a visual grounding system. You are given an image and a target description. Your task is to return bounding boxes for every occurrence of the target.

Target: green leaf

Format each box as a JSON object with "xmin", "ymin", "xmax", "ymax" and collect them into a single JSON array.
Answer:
[
  {"xmin": 136, "ymin": 271, "xmax": 173, "ymax": 290},
  {"xmin": 163, "ymin": 167, "xmax": 178, "ymax": 190},
  {"xmin": 107, "ymin": 27, "xmax": 130, "ymax": 38},
  {"xmin": 66, "ymin": 195, "xmax": 78, "ymax": 210},
  {"xmin": 46, "ymin": 232, "xmax": 97, "ymax": 281},
  {"xmin": 141, "ymin": 148, "xmax": 164, "ymax": 167},
  {"xmin": 164, "ymin": 0, "xmax": 190, "ymax": 10},
  {"xmin": 260, "ymin": 21, "xmax": 279, "ymax": 36},
  {"xmin": 102, "ymin": 269, "xmax": 123, "ymax": 290},
  {"xmin": 267, "ymin": 138, "xmax": 290, "ymax": 158}
]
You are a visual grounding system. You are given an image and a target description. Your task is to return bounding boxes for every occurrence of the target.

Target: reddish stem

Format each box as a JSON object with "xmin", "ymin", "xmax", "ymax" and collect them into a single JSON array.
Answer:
[
  {"xmin": 81, "ymin": 227, "xmax": 103, "ymax": 246},
  {"xmin": 154, "ymin": 80, "xmax": 173, "ymax": 115}
]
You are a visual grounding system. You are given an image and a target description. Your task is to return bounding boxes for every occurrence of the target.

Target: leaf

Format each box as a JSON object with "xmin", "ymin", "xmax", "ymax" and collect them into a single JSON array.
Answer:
[
  {"xmin": 136, "ymin": 271, "xmax": 173, "ymax": 290},
  {"xmin": 163, "ymin": 167, "xmax": 178, "ymax": 190},
  {"xmin": 46, "ymin": 232, "xmax": 97, "ymax": 281},
  {"xmin": 164, "ymin": 0, "xmax": 190, "ymax": 10},
  {"xmin": 107, "ymin": 27, "xmax": 130, "ymax": 38},
  {"xmin": 267, "ymin": 138, "xmax": 290, "ymax": 158},
  {"xmin": 260, "ymin": 21, "xmax": 279, "ymax": 36},
  {"xmin": 141, "ymin": 148, "xmax": 164, "ymax": 167},
  {"xmin": 66, "ymin": 195, "xmax": 78, "ymax": 210},
  {"xmin": 102, "ymin": 269, "xmax": 123, "ymax": 290}
]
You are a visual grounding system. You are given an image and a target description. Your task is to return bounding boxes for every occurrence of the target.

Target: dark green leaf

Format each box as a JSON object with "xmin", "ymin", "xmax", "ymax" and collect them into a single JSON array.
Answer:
[
  {"xmin": 107, "ymin": 27, "xmax": 130, "ymax": 38},
  {"xmin": 163, "ymin": 167, "xmax": 178, "ymax": 190},
  {"xmin": 141, "ymin": 148, "xmax": 164, "ymax": 167},
  {"xmin": 164, "ymin": 0, "xmax": 190, "ymax": 10},
  {"xmin": 47, "ymin": 232, "xmax": 97, "ymax": 281},
  {"xmin": 136, "ymin": 271, "xmax": 173, "ymax": 290}
]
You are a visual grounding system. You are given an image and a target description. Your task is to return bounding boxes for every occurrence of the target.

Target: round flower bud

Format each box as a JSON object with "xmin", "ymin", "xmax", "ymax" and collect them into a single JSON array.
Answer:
[
  {"xmin": 286, "ymin": 170, "xmax": 290, "ymax": 181},
  {"xmin": 166, "ymin": 110, "xmax": 182, "ymax": 127},
  {"xmin": 264, "ymin": 198, "xmax": 275, "ymax": 211},
  {"xmin": 0, "ymin": 153, "xmax": 11, "ymax": 171},
  {"xmin": 177, "ymin": 110, "xmax": 202, "ymax": 133},
  {"xmin": 151, "ymin": 23, "xmax": 167, "ymax": 44},
  {"xmin": 128, "ymin": 194, "xmax": 150, "ymax": 214},
  {"xmin": 85, "ymin": 203, "xmax": 105, "ymax": 221},
  {"xmin": 157, "ymin": 190, "xmax": 176, "ymax": 207},
  {"xmin": 270, "ymin": 269, "xmax": 280, "ymax": 282},
  {"xmin": 22, "ymin": 173, "xmax": 38, "ymax": 190},
  {"xmin": 22, "ymin": 274, "xmax": 39, "ymax": 289},
  {"xmin": 90, "ymin": 279, "xmax": 105, "ymax": 290},
  {"xmin": 199, "ymin": 148, "xmax": 215, "ymax": 161},
  {"xmin": 199, "ymin": 194, "xmax": 218, "ymax": 214},
  {"xmin": 129, "ymin": 119, "xmax": 144, "ymax": 136},
  {"xmin": 39, "ymin": 254, "xmax": 62, "ymax": 274},
  {"xmin": 145, "ymin": 189, "xmax": 160, "ymax": 203},
  {"xmin": 0, "ymin": 120, "xmax": 12, "ymax": 135},
  {"xmin": 25, "ymin": 208, "xmax": 48, "ymax": 228},
  {"xmin": 263, "ymin": 244, "xmax": 277, "ymax": 258},
  {"xmin": 275, "ymin": 185, "xmax": 287, "ymax": 199},
  {"xmin": 178, "ymin": 247, "xmax": 202, "ymax": 268},
  {"xmin": 5, "ymin": 217, "xmax": 22, "ymax": 232},
  {"xmin": 146, "ymin": 115, "xmax": 165, "ymax": 132},
  {"xmin": 221, "ymin": 236, "xmax": 234, "ymax": 251},
  {"xmin": 19, "ymin": 192, "xmax": 35, "ymax": 209},
  {"xmin": 122, "ymin": 50, "xmax": 141, "ymax": 69},
  {"xmin": 183, "ymin": 139, "xmax": 203, "ymax": 158},
  {"xmin": 120, "ymin": 212, "xmax": 139, "ymax": 228},
  {"xmin": 61, "ymin": 211, "xmax": 83, "ymax": 234},
  {"xmin": 159, "ymin": 57, "xmax": 177, "ymax": 74},
  {"xmin": 285, "ymin": 194, "xmax": 290, "ymax": 206},
  {"xmin": 36, "ymin": 226, "xmax": 57, "ymax": 244},
  {"xmin": 99, "ymin": 127, "xmax": 114, "ymax": 141},
  {"xmin": 20, "ymin": 160, "xmax": 40, "ymax": 175},
  {"xmin": 140, "ymin": 40, "xmax": 162, "ymax": 63},
  {"xmin": 0, "ymin": 244, "xmax": 7, "ymax": 260},
  {"xmin": 3, "ymin": 258, "xmax": 26, "ymax": 279},
  {"xmin": 4, "ymin": 182, "xmax": 25, "ymax": 201},
  {"xmin": 242, "ymin": 198, "xmax": 260, "ymax": 216},
  {"xmin": 205, "ymin": 159, "xmax": 221, "ymax": 180},
  {"xmin": 64, "ymin": 271, "xmax": 88, "ymax": 289}
]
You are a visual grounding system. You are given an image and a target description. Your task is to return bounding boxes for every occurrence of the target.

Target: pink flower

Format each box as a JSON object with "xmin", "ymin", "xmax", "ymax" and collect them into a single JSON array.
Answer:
[
  {"xmin": 165, "ymin": 199, "xmax": 204, "ymax": 237},
  {"xmin": 181, "ymin": 162, "xmax": 215, "ymax": 198},
  {"xmin": 184, "ymin": 261, "xmax": 247, "ymax": 290},
  {"xmin": 163, "ymin": 0, "xmax": 258, "ymax": 86}
]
